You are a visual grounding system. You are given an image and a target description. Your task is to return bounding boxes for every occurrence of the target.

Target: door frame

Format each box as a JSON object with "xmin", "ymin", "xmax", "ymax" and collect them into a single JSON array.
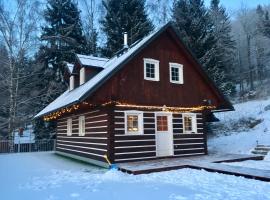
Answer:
[{"xmin": 155, "ymin": 112, "xmax": 174, "ymax": 157}]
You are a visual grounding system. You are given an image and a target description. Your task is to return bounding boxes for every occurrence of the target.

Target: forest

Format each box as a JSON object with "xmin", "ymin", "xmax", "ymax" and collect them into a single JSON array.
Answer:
[{"xmin": 0, "ymin": 0, "xmax": 270, "ymax": 139}]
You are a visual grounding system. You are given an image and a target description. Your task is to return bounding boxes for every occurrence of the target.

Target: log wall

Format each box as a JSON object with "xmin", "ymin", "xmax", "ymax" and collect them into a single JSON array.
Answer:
[
  {"xmin": 172, "ymin": 113, "xmax": 206, "ymax": 156},
  {"xmin": 56, "ymin": 109, "xmax": 109, "ymax": 163},
  {"xmin": 56, "ymin": 107, "xmax": 207, "ymax": 165},
  {"xmin": 113, "ymin": 109, "xmax": 206, "ymax": 163},
  {"xmin": 113, "ymin": 110, "xmax": 156, "ymax": 162}
]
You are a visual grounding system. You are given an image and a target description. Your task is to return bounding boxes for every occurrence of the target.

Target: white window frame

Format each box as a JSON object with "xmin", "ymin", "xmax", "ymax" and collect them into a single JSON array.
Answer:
[
  {"xmin": 69, "ymin": 75, "xmax": 75, "ymax": 90},
  {"xmin": 124, "ymin": 111, "xmax": 143, "ymax": 135},
  {"xmin": 79, "ymin": 67, "xmax": 86, "ymax": 85},
  {"xmin": 144, "ymin": 58, "xmax": 160, "ymax": 81},
  {"xmin": 169, "ymin": 63, "xmax": 183, "ymax": 84},
  {"xmin": 67, "ymin": 118, "xmax": 72, "ymax": 136},
  {"xmin": 182, "ymin": 113, "xmax": 197, "ymax": 134},
  {"xmin": 79, "ymin": 116, "xmax": 85, "ymax": 136}
]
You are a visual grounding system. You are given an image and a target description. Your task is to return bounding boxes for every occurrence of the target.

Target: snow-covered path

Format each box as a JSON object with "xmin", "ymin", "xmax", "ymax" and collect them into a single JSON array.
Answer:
[{"xmin": 0, "ymin": 152, "xmax": 269, "ymax": 200}]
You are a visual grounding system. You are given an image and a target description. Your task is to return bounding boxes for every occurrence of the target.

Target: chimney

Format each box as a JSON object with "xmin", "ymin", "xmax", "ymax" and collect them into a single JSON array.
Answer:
[{"xmin": 124, "ymin": 32, "xmax": 128, "ymax": 48}]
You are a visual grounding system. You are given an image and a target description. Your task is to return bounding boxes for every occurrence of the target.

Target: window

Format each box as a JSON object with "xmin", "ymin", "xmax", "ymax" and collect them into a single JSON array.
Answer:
[
  {"xmin": 67, "ymin": 118, "xmax": 72, "ymax": 136},
  {"xmin": 169, "ymin": 63, "xmax": 183, "ymax": 84},
  {"xmin": 182, "ymin": 113, "xmax": 197, "ymax": 133},
  {"xmin": 69, "ymin": 75, "xmax": 75, "ymax": 90},
  {"xmin": 125, "ymin": 111, "xmax": 143, "ymax": 135},
  {"xmin": 156, "ymin": 116, "xmax": 168, "ymax": 131},
  {"xmin": 80, "ymin": 67, "xmax": 85, "ymax": 85},
  {"xmin": 79, "ymin": 116, "xmax": 85, "ymax": 136},
  {"xmin": 144, "ymin": 58, "xmax": 160, "ymax": 81}
]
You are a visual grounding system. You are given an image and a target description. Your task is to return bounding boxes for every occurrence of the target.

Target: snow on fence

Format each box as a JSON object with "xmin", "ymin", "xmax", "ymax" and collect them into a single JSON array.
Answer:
[{"xmin": 0, "ymin": 139, "xmax": 56, "ymax": 153}]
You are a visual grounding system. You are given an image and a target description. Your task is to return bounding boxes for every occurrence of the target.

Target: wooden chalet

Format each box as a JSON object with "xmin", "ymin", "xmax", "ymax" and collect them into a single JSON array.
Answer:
[{"xmin": 35, "ymin": 22, "xmax": 233, "ymax": 168}]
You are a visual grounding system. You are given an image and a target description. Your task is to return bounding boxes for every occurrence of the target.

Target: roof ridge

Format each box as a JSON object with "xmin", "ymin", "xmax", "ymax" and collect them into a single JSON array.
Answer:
[
  {"xmin": 35, "ymin": 21, "xmax": 233, "ymax": 118},
  {"xmin": 76, "ymin": 54, "xmax": 109, "ymax": 61},
  {"xmin": 35, "ymin": 22, "xmax": 171, "ymax": 118}
]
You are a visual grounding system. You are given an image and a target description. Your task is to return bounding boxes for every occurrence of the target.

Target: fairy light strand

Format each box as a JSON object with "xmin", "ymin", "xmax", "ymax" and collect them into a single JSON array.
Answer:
[{"xmin": 43, "ymin": 101, "xmax": 216, "ymax": 121}]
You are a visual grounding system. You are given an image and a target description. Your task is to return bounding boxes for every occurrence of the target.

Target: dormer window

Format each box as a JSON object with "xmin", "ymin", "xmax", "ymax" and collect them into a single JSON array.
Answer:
[
  {"xmin": 80, "ymin": 67, "xmax": 85, "ymax": 85},
  {"xmin": 144, "ymin": 58, "xmax": 159, "ymax": 81},
  {"xmin": 69, "ymin": 75, "xmax": 75, "ymax": 90}
]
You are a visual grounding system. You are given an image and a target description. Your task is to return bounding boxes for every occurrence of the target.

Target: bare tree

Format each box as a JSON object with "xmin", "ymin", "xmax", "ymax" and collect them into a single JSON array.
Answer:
[
  {"xmin": 80, "ymin": 0, "xmax": 99, "ymax": 54},
  {"xmin": 146, "ymin": 0, "xmax": 173, "ymax": 27},
  {"xmin": 237, "ymin": 5, "xmax": 257, "ymax": 91},
  {"xmin": 0, "ymin": 0, "xmax": 41, "ymax": 149},
  {"xmin": 232, "ymin": 4, "xmax": 270, "ymax": 98}
]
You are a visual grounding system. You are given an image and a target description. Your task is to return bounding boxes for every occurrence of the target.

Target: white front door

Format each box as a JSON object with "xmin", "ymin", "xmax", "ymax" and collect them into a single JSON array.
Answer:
[{"xmin": 155, "ymin": 113, "xmax": 173, "ymax": 157}]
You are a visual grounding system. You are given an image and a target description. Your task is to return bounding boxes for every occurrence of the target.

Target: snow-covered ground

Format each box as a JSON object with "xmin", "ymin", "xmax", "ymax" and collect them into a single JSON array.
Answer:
[
  {"xmin": 1, "ymin": 99, "xmax": 270, "ymax": 199},
  {"xmin": 224, "ymin": 158, "xmax": 270, "ymax": 170},
  {"xmin": 208, "ymin": 98, "xmax": 270, "ymax": 171},
  {"xmin": 208, "ymin": 98, "xmax": 270, "ymax": 154},
  {"xmin": 0, "ymin": 152, "xmax": 269, "ymax": 200}
]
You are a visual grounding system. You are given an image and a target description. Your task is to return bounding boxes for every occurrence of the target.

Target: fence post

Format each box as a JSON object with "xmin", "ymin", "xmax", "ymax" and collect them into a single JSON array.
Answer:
[
  {"xmin": 53, "ymin": 139, "xmax": 56, "ymax": 151},
  {"xmin": 18, "ymin": 140, "xmax": 20, "ymax": 153}
]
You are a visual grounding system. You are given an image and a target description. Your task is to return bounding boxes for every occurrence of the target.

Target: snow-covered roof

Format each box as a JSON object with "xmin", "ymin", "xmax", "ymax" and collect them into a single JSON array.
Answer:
[
  {"xmin": 76, "ymin": 54, "xmax": 109, "ymax": 68},
  {"xmin": 66, "ymin": 63, "xmax": 74, "ymax": 74},
  {"xmin": 35, "ymin": 28, "xmax": 160, "ymax": 118},
  {"xmin": 35, "ymin": 22, "xmax": 233, "ymax": 118}
]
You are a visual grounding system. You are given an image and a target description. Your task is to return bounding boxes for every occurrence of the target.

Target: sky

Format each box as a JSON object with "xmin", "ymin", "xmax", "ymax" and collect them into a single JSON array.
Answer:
[{"xmin": 205, "ymin": 0, "xmax": 270, "ymax": 10}]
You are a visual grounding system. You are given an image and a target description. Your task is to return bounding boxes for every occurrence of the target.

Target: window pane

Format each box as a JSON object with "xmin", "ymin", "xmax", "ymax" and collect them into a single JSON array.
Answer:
[
  {"xmin": 184, "ymin": 116, "xmax": 193, "ymax": 132},
  {"xmin": 127, "ymin": 115, "xmax": 139, "ymax": 132},
  {"xmin": 146, "ymin": 62, "xmax": 155, "ymax": 78},
  {"xmin": 79, "ymin": 116, "xmax": 85, "ymax": 136},
  {"xmin": 67, "ymin": 118, "xmax": 72, "ymax": 136},
  {"xmin": 157, "ymin": 116, "xmax": 168, "ymax": 131},
  {"xmin": 171, "ymin": 67, "xmax": 180, "ymax": 81}
]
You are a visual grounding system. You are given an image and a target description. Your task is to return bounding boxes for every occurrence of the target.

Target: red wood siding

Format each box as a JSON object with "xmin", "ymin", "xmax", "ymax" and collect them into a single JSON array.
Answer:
[
  {"xmin": 87, "ymin": 29, "xmax": 226, "ymax": 109},
  {"xmin": 85, "ymin": 67, "xmax": 102, "ymax": 82}
]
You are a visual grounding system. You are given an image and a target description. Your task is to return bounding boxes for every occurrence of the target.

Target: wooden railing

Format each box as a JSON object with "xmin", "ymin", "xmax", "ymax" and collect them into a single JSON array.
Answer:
[{"xmin": 0, "ymin": 139, "xmax": 56, "ymax": 153}]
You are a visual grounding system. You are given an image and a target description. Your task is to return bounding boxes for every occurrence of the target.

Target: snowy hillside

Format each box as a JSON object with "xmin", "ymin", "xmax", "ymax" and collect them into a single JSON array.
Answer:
[{"xmin": 208, "ymin": 98, "xmax": 270, "ymax": 154}]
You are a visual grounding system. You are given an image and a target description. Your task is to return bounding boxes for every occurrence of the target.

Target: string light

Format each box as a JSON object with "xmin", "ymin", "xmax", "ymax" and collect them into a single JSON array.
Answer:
[
  {"xmin": 43, "ymin": 100, "xmax": 216, "ymax": 121},
  {"xmin": 43, "ymin": 104, "xmax": 80, "ymax": 121},
  {"xmin": 115, "ymin": 103, "xmax": 216, "ymax": 112}
]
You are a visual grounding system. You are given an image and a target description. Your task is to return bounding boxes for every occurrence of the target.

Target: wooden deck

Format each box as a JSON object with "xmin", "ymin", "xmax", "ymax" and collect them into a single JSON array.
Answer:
[{"xmin": 118, "ymin": 154, "xmax": 270, "ymax": 182}]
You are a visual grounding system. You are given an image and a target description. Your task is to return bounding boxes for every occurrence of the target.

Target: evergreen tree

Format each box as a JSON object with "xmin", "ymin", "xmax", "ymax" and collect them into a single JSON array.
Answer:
[
  {"xmin": 37, "ymin": 0, "xmax": 90, "ymax": 138},
  {"xmin": 41, "ymin": 0, "xmax": 88, "ymax": 78},
  {"xmin": 209, "ymin": 0, "xmax": 235, "ymax": 94},
  {"xmin": 101, "ymin": 0, "xmax": 154, "ymax": 57},
  {"xmin": 172, "ymin": 0, "xmax": 215, "ymax": 60},
  {"xmin": 33, "ymin": 118, "xmax": 57, "ymax": 139},
  {"xmin": 172, "ymin": 0, "xmax": 233, "ymax": 95},
  {"xmin": 32, "ymin": 49, "xmax": 64, "ymax": 139},
  {"xmin": 85, "ymin": 27, "xmax": 98, "ymax": 56}
]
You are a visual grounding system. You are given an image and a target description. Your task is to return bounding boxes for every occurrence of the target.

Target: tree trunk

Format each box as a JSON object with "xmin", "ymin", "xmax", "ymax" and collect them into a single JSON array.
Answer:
[
  {"xmin": 8, "ymin": 59, "xmax": 15, "ymax": 152},
  {"xmin": 255, "ymin": 39, "xmax": 264, "ymax": 84},
  {"xmin": 247, "ymin": 34, "xmax": 254, "ymax": 90}
]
